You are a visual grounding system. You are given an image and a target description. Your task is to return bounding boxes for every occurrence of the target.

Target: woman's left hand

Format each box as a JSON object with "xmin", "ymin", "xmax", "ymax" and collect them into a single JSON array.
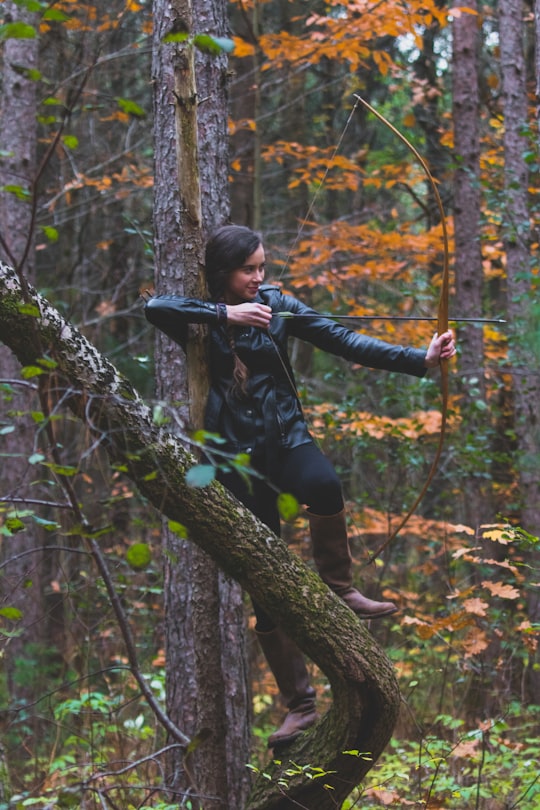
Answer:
[{"xmin": 424, "ymin": 330, "xmax": 457, "ymax": 368}]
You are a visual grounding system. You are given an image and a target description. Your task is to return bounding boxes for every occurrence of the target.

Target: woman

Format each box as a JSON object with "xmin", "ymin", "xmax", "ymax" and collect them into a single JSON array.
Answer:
[{"xmin": 145, "ymin": 224, "xmax": 456, "ymax": 748}]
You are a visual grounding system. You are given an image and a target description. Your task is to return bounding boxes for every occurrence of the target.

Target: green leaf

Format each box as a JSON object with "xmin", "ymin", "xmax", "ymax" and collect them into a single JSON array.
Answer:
[
  {"xmin": 5, "ymin": 517, "xmax": 26, "ymax": 533},
  {"xmin": 37, "ymin": 356, "xmax": 57, "ymax": 370},
  {"xmin": 126, "ymin": 542, "xmax": 152, "ymax": 570},
  {"xmin": 10, "ymin": 63, "xmax": 42, "ymax": 81},
  {"xmin": 39, "ymin": 225, "xmax": 59, "ymax": 242},
  {"xmin": 21, "ymin": 365, "xmax": 44, "ymax": 379},
  {"xmin": 43, "ymin": 8, "xmax": 70, "ymax": 21},
  {"xmin": 185, "ymin": 464, "xmax": 215, "ymax": 488},
  {"xmin": 62, "ymin": 135, "xmax": 78, "ymax": 150},
  {"xmin": 0, "ymin": 426, "xmax": 15, "ymax": 435},
  {"xmin": 233, "ymin": 452, "xmax": 251, "ymax": 468},
  {"xmin": 0, "ymin": 606, "xmax": 23, "ymax": 621},
  {"xmin": 17, "ymin": 302, "xmax": 40, "ymax": 317},
  {"xmin": 193, "ymin": 33, "xmax": 235, "ymax": 55},
  {"xmin": 1, "ymin": 183, "xmax": 30, "ymax": 200},
  {"xmin": 0, "ymin": 22, "xmax": 37, "ymax": 40},
  {"xmin": 277, "ymin": 492, "xmax": 299, "ymax": 522},
  {"xmin": 167, "ymin": 520, "xmax": 188, "ymax": 538},
  {"xmin": 192, "ymin": 429, "xmax": 227, "ymax": 445},
  {"xmin": 37, "ymin": 114, "xmax": 57, "ymax": 125},
  {"xmin": 42, "ymin": 462, "xmax": 78, "ymax": 476},
  {"xmin": 16, "ymin": 0, "xmax": 42, "ymax": 11},
  {"xmin": 116, "ymin": 97, "xmax": 146, "ymax": 119},
  {"xmin": 162, "ymin": 31, "xmax": 190, "ymax": 44}
]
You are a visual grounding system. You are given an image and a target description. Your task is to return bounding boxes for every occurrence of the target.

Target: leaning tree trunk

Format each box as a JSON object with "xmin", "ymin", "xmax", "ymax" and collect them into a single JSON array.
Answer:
[{"xmin": 0, "ymin": 261, "xmax": 401, "ymax": 809}]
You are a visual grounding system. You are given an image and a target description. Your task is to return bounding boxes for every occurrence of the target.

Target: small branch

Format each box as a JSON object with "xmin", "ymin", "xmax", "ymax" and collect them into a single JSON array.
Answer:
[
  {"xmin": 0, "ymin": 497, "xmax": 74, "ymax": 509},
  {"xmin": 0, "ymin": 545, "xmax": 90, "ymax": 573},
  {"xmin": 0, "ymin": 378, "xmax": 39, "ymax": 390},
  {"xmin": 86, "ymin": 743, "xmax": 185, "ymax": 781}
]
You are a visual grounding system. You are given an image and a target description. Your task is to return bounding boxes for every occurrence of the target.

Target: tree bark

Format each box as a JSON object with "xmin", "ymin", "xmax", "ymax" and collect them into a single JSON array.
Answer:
[
  {"xmin": 190, "ymin": 7, "xmax": 251, "ymax": 792},
  {"xmin": 152, "ymin": 0, "xmax": 249, "ymax": 803},
  {"xmin": 452, "ymin": 6, "xmax": 493, "ymax": 527},
  {"xmin": 499, "ymin": 0, "xmax": 540, "ymax": 700},
  {"xmin": 0, "ymin": 260, "xmax": 401, "ymax": 809},
  {"xmin": 0, "ymin": 0, "xmax": 44, "ymax": 734},
  {"xmin": 536, "ymin": 0, "xmax": 540, "ymax": 136}
]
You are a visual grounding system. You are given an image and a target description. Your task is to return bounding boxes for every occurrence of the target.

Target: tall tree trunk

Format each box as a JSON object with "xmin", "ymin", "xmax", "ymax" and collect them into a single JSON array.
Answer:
[
  {"xmin": 152, "ymin": 0, "xmax": 250, "ymax": 805},
  {"xmin": 536, "ymin": 0, "xmax": 540, "ymax": 136},
  {"xmin": 499, "ymin": 0, "xmax": 540, "ymax": 700},
  {"xmin": 452, "ymin": 5, "xmax": 501, "ymax": 720},
  {"xmin": 194, "ymin": 0, "xmax": 252, "ymax": 799},
  {"xmin": 413, "ymin": 12, "xmax": 452, "ymax": 230},
  {"xmin": 0, "ymin": 0, "xmax": 44, "ymax": 745},
  {"xmin": 452, "ymin": 5, "xmax": 493, "ymax": 526},
  {"xmin": 229, "ymin": 0, "xmax": 260, "ymax": 227}
]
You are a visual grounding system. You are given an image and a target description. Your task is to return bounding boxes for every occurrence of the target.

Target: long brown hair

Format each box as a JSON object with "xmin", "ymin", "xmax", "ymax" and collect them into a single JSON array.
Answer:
[{"xmin": 205, "ymin": 225, "xmax": 263, "ymax": 397}]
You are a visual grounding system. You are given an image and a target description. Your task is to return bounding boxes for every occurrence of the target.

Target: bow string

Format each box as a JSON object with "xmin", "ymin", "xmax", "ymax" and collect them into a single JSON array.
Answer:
[{"xmin": 352, "ymin": 94, "xmax": 450, "ymax": 563}]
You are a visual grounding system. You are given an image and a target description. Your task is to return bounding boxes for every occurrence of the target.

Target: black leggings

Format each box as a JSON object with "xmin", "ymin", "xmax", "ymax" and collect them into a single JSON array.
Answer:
[{"xmin": 219, "ymin": 441, "xmax": 344, "ymax": 631}]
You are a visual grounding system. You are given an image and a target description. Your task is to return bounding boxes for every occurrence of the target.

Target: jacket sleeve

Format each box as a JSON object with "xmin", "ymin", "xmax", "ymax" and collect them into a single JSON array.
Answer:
[
  {"xmin": 277, "ymin": 292, "xmax": 428, "ymax": 378},
  {"xmin": 144, "ymin": 295, "xmax": 221, "ymax": 349}
]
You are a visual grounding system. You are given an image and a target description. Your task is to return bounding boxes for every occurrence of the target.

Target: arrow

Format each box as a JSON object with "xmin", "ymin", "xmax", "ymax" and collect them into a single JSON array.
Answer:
[{"xmin": 275, "ymin": 311, "xmax": 506, "ymax": 324}]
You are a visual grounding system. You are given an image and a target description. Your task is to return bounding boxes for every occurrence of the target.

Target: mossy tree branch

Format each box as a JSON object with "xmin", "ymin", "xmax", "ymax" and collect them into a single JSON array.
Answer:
[{"xmin": 0, "ymin": 259, "xmax": 400, "ymax": 809}]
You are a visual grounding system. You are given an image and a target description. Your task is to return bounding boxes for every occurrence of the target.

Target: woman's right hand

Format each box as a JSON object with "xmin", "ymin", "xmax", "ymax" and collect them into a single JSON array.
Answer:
[{"xmin": 225, "ymin": 302, "xmax": 272, "ymax": 329}]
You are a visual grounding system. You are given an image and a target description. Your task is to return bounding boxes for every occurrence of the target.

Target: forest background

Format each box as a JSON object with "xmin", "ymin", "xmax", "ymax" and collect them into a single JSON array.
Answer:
[{"xmin": 0, "ymin": 0, "xmax": 539, "ymax": 808}]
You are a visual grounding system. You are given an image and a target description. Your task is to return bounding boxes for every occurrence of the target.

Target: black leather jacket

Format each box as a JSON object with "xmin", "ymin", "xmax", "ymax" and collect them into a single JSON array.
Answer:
[{"xmin": 145, "ymin": 285, "xmax": 427, "ymax": 468}]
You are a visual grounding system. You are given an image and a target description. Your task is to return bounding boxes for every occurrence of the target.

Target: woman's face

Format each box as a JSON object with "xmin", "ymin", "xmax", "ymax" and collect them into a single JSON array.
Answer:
[{"xmin": 224, "ymin": 244, "xmax": 266, "ymax": 303}]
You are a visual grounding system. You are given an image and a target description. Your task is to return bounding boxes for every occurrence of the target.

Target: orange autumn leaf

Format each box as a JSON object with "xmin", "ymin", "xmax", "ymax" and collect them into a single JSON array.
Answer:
[
  {"xmin": 452, "ymin": 545, "xmax": 482, "ymax": 560},
  {"xmin": 462, "ymin": 628, "xmax": 490, "ymax": 658},
  {"xmin": 453, "ymin": 524, "xmax": 476, "ymax": 536},
  {"xmin": 451, "ymin": 739, "xmax": 480, "ymax": 759},
  {"xmin": 232, "ymin": 36, "xmax": 255, "ymax": 58},
  {"xmin": 308, "ymin": 403, "xmax": 448, "ymax": 442},
  {"xmin": 449, "ymin": 6, "xmax": 480, "ymax": 19},
  {"xmin": 482, "ymin": 581, "xmax": 521, "ymax": 600},
  {"xmin": 481, "ymin": 558, "xmax": 521, "ymax": 578},
  {"xmin": 402, "ymin": 611, "xmax": 472, "ymax": 639},
  {"xmin": 462, "ymin": 598, "xmax": 489, "ymax": 616},
  {"xmin": 364, "ymin": 787, "xmax": 405, "ymax": 806}
]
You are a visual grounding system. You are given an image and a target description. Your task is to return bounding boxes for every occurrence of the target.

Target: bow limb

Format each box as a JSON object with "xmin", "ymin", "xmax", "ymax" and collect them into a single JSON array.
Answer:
[{"xmin": 353, "ymin": 95, "xmax": 450, "ymax": 564}]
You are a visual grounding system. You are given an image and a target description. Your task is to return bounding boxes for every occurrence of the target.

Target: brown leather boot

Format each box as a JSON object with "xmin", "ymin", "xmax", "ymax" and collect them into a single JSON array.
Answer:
[
  {"xmin": 307, "ymin": 509, "xmax": 398, "ymax": 619},
  {"xmin": 256, "ymin": 627, "xmax": 318, "ymax": 749}
]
